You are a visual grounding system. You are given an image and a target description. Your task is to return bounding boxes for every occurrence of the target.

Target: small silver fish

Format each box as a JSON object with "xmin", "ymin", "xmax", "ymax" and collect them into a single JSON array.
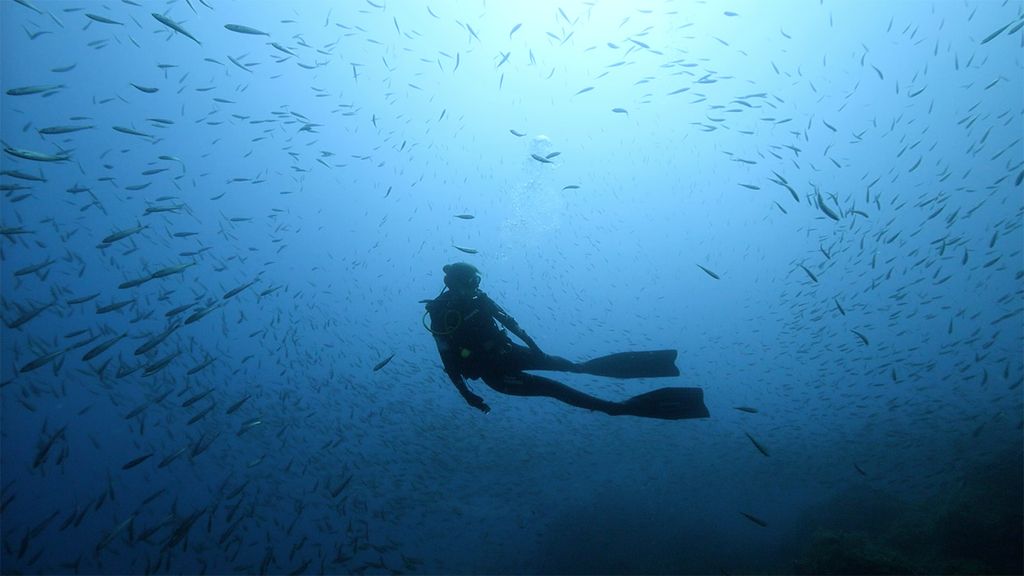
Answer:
[
  {"xmin": 152, "ymin": 12, "xmax": 201, "ymax": 45},
  {"xmin": 224, "ymin": 23, "xmax": 269, "ymax": 36},
  {"xmin": 373, "ymin": 353, "xmax": 395, "ymax": 372},
  {"xmin": 697, "ymin": 264, "xmax": 720, "ymax": 280}
]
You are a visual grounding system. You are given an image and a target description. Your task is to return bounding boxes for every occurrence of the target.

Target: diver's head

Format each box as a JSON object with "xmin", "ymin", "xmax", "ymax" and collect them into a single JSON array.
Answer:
[{"xmin": 443, "ymin": 262, "xmax": 481, "ymax": 295}]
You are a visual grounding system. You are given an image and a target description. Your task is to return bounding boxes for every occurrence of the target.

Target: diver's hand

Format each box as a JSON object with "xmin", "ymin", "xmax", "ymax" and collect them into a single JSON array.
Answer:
[
  {"xmin": 518, "ymin": 332, "xmax": 542, "ymax": 354},
  {"xmin": 465, "ymin": 394, "xmax": 491, "ymax": 414}
]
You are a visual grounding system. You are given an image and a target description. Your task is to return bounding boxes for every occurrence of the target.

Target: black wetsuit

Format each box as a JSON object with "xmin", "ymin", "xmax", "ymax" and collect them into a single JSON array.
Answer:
[{"xmin": 425, "ymin": 289, "xmax": 623, "ymax": 414}]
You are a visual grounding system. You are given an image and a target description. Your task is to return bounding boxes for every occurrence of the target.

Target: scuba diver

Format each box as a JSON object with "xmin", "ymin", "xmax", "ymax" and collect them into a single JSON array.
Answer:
[{"xmin": 422, "ymin": 262, "xmax": 710, "ymax": 420}]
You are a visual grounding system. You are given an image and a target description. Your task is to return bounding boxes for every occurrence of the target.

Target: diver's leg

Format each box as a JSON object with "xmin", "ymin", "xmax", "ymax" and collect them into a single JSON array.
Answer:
[
  {"xmin": 481, "ymin": 372, "xmax": 622, "ymax": 415},
  {"xmin": 501, "ymin": 344, "xmax": 582, "ymax": 373}
]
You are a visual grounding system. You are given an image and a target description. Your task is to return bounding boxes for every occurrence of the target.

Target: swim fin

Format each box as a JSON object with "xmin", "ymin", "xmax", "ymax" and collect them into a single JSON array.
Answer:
[
  {"xmin": 618, "ymin": 387, "xmax": 710, "ymax": 420},
  {"xmin": 578, "ymin": 350, "xmax": 680, "ymax": 379}
]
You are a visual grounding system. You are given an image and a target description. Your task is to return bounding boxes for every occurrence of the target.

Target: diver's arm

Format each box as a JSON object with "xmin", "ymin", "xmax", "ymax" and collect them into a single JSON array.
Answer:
[
  {"xmin": 446, "ymin": 370, "xmax": 490, "ymax": 413},
  {"xmin": 489, "ymin": 298, "xmax": 542, "ymax": 352},
  {"xmin": 513, "ymin": 327, "xmax": 541, "ymax": 352},
  {"xmin": 435, "ymin": 336, "xmax": 490, "ymax": 413}
]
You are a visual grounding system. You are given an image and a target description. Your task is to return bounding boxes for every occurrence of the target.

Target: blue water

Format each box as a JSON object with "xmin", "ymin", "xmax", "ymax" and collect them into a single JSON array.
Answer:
[{"xmin": 2, "ymin": 1, "xmax": 1022, "ymax": 574}]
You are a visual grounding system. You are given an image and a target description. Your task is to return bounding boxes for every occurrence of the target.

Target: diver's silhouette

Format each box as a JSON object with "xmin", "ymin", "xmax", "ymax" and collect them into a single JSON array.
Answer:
[{"xmin": 423, "ymin": 263, "xmax": 709, "ymax": 419}]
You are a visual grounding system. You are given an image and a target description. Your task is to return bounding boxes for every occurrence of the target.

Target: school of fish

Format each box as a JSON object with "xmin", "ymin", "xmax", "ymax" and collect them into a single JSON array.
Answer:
[{"xmin": 1, "ymin": 0, "xmax": 1022, "ymax": 574}]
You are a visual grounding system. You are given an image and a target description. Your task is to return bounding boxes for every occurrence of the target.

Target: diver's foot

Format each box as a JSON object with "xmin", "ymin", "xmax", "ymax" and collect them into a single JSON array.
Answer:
[{"xmin": 616, "ymin": 388, "xmax": 710, "ymax": 420}]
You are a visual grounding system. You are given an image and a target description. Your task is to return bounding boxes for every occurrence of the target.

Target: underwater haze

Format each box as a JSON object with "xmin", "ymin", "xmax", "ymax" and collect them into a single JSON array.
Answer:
[{"xmin": 2, "ymin": 0, "xmax": 1023, "ymax": 574}]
